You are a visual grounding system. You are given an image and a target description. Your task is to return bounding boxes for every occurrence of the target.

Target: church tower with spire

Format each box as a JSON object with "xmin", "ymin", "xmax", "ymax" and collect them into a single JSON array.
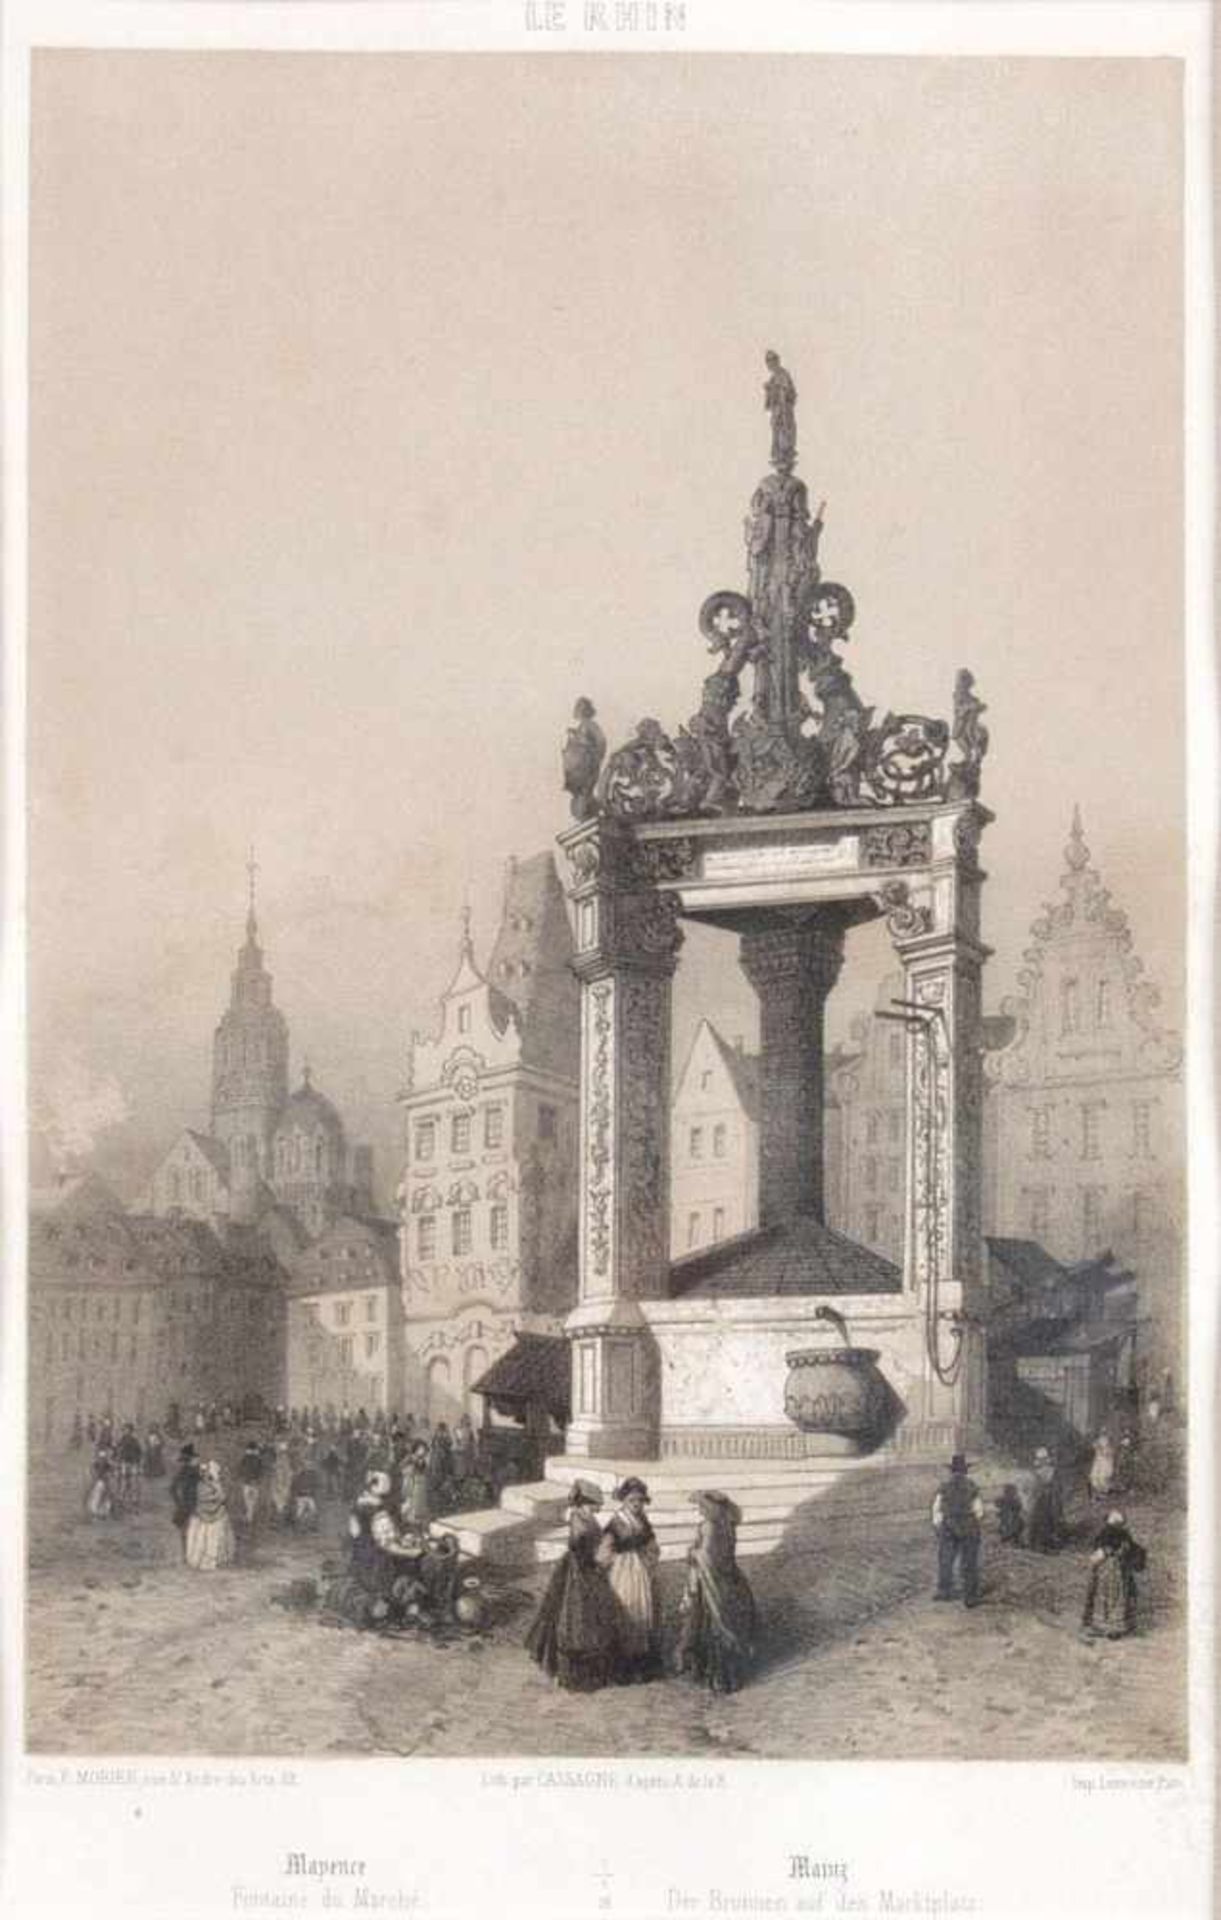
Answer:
[{"xmin": 210, "ymin": 855, "xmax": 290, "ymax": 1207}]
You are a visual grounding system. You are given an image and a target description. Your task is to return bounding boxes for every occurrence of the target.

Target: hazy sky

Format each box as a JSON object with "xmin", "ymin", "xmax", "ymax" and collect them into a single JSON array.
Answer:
[{"xmin": 28, "ymin": 51, "xmax": 1184, "ymax": 1200}]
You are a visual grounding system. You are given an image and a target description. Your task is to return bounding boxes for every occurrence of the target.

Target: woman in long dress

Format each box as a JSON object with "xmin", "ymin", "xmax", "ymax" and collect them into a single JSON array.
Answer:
[
  {"xmin": 601, "ymin": 1478, "xmax": 663, "ymax": 1683},
  {"xmin": 1088, "ymin": 1432, "xmax": 1116, "ymax": 1502},
  {"xmin": 400, "ymin": 1442, "xmax": 432, "ymax": 1530},
  {"xmin": 1026, "ymin": 1447, "xmax": 1067, "ymax": 1552},
  {"xmin": 1081, "ymin": 1509, "xmax": 1147, "ymax": 1640},
  {"xmin": 185, "ymin": 1461, "xmax": 237, "ymax": 1571},
  {"xmin": 676, "ymin": 1490, "xmax": 758, "ymax": 1695},
  {"xmin": 526, "ymin": 1480, "xmax": 619, "ymax": 1691},
  {"xmin": 85, "ymin": 1449, "xmax": 115, "ymax": 1521}
]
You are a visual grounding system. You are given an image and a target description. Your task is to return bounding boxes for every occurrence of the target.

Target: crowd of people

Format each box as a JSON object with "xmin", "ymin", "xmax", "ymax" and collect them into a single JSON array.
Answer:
[
  {"xmin": 932, "ymin": 1439, "xmax": 1151, "ymax": 1642},
  {"xmin": 78, "ymin": 1402, "xmax": 497, "ymax": 1537},
  {"xmin": 526, "ymin": 1476, "xmax": 758, "ymax": 1696}
]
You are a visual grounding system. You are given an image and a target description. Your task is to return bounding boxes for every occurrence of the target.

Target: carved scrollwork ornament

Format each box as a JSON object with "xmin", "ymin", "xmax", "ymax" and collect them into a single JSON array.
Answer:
[{"xmin": 876, "ymin": 878, "xmax": 933, "ymax": 942}]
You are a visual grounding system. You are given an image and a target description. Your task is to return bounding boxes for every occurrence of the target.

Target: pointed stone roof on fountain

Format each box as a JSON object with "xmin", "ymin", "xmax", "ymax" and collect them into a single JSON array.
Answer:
[
  {"xmin": 669, "ymin": 1215, "xmax": 902, "ymax": 1298},
  {"xmin": 563, "ymin": 352, "xmax": 989, "ymax": 828}
]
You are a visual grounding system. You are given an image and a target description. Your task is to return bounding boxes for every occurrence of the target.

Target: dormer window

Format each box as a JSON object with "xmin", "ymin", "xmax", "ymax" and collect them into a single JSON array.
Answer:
[{"xmin": 457, "ymin": 1004, "xmax": 471, "ymax": 1034}]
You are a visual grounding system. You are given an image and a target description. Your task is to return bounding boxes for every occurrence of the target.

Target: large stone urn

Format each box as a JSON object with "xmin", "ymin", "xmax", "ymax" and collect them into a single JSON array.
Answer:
[{"xmin": 784, "ymin": 1307, "xmax": 890, "ymax": 1456}]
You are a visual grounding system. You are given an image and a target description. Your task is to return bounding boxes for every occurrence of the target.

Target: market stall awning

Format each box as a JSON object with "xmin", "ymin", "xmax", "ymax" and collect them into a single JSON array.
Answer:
[{"xmin": 470, "ymin": 1334, "xmax": 571, "ymax": 1423}]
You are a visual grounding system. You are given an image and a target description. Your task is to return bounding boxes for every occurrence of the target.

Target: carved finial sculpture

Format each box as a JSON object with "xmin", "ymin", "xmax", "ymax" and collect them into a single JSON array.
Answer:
[
  {"xmin": 763, "ymin": 349, "xmax": 797, "ymax": 472},
  {"xmin": 562, "ymin": 696, "xmax": 607, "ymax": 821}
]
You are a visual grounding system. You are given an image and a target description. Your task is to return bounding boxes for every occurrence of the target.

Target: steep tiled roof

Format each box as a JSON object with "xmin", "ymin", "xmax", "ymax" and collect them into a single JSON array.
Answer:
[
  {"xmin": 183, "ymin": 1130, "xmax": 231, "ymax": 1180},
  {"xmin": 705, "ymin": 1024, "xmax": 760, "ymax": 1120},
  {"xmin": 485, "ymin": 852, "xmax": 578, "ymax": 1080},
  {"xmin": 670, "ymin": 1215, "xmax": 902, "ymax": 1298}
]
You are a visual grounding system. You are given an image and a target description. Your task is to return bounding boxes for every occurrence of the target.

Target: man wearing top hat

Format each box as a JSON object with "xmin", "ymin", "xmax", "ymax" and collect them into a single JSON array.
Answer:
[
  {"xmin": 931, "ymin": 1454, "xmax": 984, "ymax": 1607},
  {"xmin": 169, "ymin": 1443, "xmax": 201, "ymax": 1561}
]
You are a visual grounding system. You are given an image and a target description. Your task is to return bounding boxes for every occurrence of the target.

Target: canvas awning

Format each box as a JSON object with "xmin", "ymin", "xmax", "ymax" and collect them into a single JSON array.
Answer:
[{"xmin": 470, "ymin": 1334, "xmax": 571, "ymax": 1423}]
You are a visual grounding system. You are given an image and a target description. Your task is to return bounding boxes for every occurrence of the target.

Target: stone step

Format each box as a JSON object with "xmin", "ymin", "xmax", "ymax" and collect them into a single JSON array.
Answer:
[
  {"xmin": 535, "ymin": 1518, "xmax": 791, "ymax": 1564},
  {"xmin": 498, "ymin": 1480, "xmax": 570, "ymax": 1523},
  {"xmin": 428, "ymin": 1507, "xmax": 539, "ymax": 1565}
]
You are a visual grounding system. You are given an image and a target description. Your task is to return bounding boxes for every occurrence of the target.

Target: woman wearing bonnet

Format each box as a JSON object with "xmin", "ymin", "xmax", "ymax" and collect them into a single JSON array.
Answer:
[
  {"xmin": 526, "ymin": 1479, "xmax": 619, "ymax": 1691},
  {"xmin": 601, "ymin": 1477, "xmax": 663, "ymax": 1683},
  {"xmin": 184, "ymin": 1460, "xmax": 237, "ymax": 1572},
  {"xmin": 676, "ymin": 1490, "xmax": 758, "ymax": 1694}
]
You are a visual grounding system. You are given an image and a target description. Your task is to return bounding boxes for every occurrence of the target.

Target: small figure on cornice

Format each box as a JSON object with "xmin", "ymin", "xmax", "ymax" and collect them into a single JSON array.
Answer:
[
  {"xmin": 562, "ymin": 696, "xmax": 606, "ymax": 821},
  {"xmin": 946, "ymin": 670, "xmax": 989, "ymax": 800},
  {"xmin": 763, "ymin": 349, "xmax": 797, "ymax": 472}
]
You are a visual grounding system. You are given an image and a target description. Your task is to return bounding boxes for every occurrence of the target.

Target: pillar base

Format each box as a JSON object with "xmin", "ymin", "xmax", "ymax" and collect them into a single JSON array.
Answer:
[{"xmin": 565, "ymin": 1299, "xmax": 660, "ymax": 1463}]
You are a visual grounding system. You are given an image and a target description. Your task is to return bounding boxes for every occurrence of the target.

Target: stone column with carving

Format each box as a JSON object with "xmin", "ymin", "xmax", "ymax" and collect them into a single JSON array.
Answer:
[
  {"xmin": 739, "ymin": 914, "xmax": 848, "ymax": 1226},
  {"xmin": 875, "ymin": 805, "xmax": 991, "ymax": 1450},
  {"xmin": 558, "ymin": 817, "xmax": 683, "ymax": 1458}
]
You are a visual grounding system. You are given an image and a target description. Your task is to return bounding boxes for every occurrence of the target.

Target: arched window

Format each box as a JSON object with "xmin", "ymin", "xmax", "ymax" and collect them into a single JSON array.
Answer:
[
  {"xmin": 425, "ymin": 1353, "xmax": 452, "ymax": 1422},
  {"xmin": 315, "ymin": 1138, "xmax": 325, "ymax": 1176},
  {"xmin": 1061, "ymin": 978, "xmax": 1080, "ymax": 1036}
]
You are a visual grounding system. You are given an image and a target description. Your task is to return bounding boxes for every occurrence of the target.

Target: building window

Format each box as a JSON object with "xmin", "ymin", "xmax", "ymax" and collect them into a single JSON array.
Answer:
[
  {"xmin": 365, "ymin": 1294, "xmax": 378, "ymax": 1322},
  {"xmin": 864, "ymin": 1205, "xmax": 881, "ymax": 1243},
  {"xmin": 689, "ymin": 1126, "xmax": 704, "ymax": 1161},
  {"xmin": 713, "ymin": 1123, "xmax": 727, "ymax": 1159},
  {"xmin": 887, "ymin": 1161, "xmax": 901, "ymax": 1195},
  {"xmin": 1081, "ymin": 1186, "xmax": 1105, "ymax": 1250},
  {"xmin": 451, "ymin": 1112, "xmax": 472, "ymax": 1155},
  {"xmin": 687, "ymin": 1212, "xmax": 701, "ymax": 1251},
  {"xmin": 1080, "ymin": 1103, "xmax": 1104, "ymax": 1161},
  {"xmin": 417, "ymin": 1216, "xmax": 436, "ymax": 1261},
  {"xmin": 452, "ymin": 1208, "xmax": 472, "ymax": 1256},
  {"xmin": 340, "ymin": 1336, "xmax": 353, "ymax": 1368},
  {"xmin": 484, "ymin": 1106, "xmax": 504, "ymax": 1149},
  {"xmin": 1030, "ymin": 1107, "xmax": 1052, "ymax": 1159},
  {"xmin": 538, "ymin": 1105, "xmax": 557, "ymax": 1142},
  {"xmin": 1096, "ymin": 978, "xmax": 1111, "ymax": 1027},
  {"xmin": 365, "ymin": 1332, "xmax": 381, "ymax": 1360},
  {"xmin": 1131, "ymin": 1190, "xmax": 1149, "ymax": 1238},
  {"xmin": 457, "ymin": 1004, "xmax": 471, "ymax": 1034},
  {"xmin": 866, "ymin": 1113, "xmax": 880, "ymax": 1146},
  {"xmin": 865, "ymin": 1157, "xmax": 878, "ymax": 1191},
  {"xmin": 700, "ymin": 1070, "xmax": 713, "ymax": 1092},
  {"xmin": 888, "ymin": 1110, "xmax": 902, "ymax": 1144},
  {"xmin": 712, "ymin": 1206, "xmax": 725, "ymax": 1240},
  {"xmin": 416, "ymin": 1119, "xmax": 436, "ymax": 1161},
  {"xmin": 490, "ymin": 1203, "xmax": 509, "ymax": 1251},
  {"xmin": 1023, "ymin": 1187, "xmax": 1051, "ymax": 1239},
  {"xmin": 335, "ymin": 1302, "xmax": 351, "ymax": 1328},
  {"xmin": 1061, "ymin": 978, "xmax": 1081, "ymax": 1036},
  {"xmin": 1132, "ymin": 1102, "xmax": 1152, "ymax": 1159}
]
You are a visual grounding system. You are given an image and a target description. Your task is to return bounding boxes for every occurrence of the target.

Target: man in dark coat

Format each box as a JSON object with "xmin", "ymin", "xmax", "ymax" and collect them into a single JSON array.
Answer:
[
  {"xmin": 169, "ymin": 1444, "xmax": 201, "ymax": 1560},
  {"xmin": 238, "ymin": 1438, "xmax": 266, "ymax": 1528},
  {"xmin": 932, "ymin": 1454, "xmax": 983, "ymax": 1607}
]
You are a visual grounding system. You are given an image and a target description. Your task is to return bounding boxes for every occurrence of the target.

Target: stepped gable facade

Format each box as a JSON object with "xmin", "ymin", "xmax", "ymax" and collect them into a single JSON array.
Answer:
[
  {"xmin": 396, "ymin": 853, "xmax": 580, "ymax": 1426},
  {"xmin": 984, "ymin": 808, "xmax": 1183, "ymax": 1370}
]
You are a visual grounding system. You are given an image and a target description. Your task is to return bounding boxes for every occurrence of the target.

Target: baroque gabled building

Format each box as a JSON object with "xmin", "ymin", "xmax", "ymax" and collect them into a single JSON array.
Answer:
[
  {"xmin": 983, "ymin": 809, "xmax": 1183, "ymax": 1371},
  {"xmin": 396, "ymin": 854, "xmax": 580, "ymax": 1425}
]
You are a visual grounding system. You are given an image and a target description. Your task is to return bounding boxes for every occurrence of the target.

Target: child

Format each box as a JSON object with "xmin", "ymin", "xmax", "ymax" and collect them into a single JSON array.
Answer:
[{"xmin": 995, "ymin": 1483, "xmax": 1025, "ymax": 1545}]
